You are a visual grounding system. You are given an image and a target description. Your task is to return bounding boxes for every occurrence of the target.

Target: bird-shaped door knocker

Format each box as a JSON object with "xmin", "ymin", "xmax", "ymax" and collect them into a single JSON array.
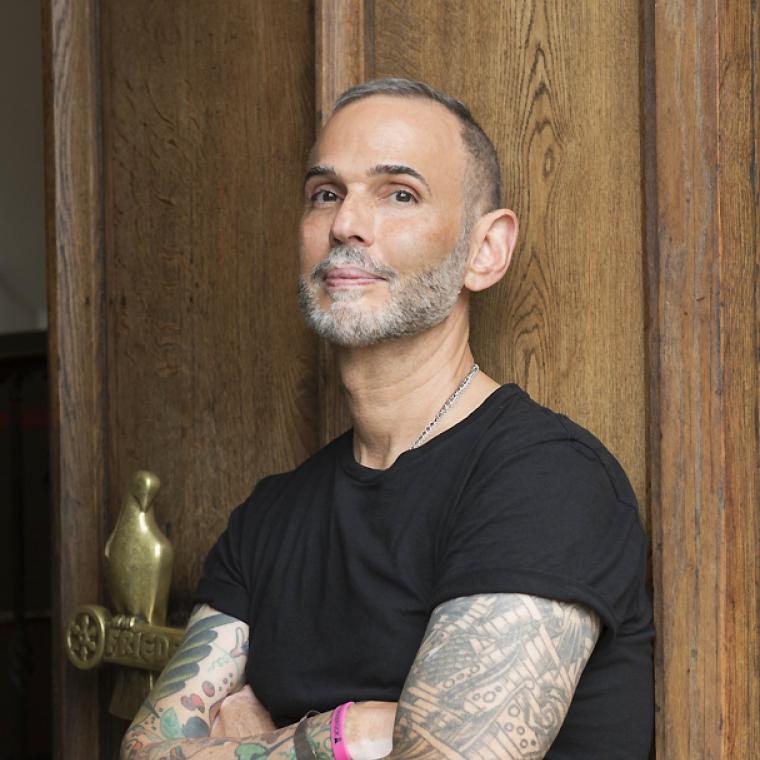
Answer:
[{"xmin": 105, "ymin": 470, "xmax": 174, "ymax": 719}]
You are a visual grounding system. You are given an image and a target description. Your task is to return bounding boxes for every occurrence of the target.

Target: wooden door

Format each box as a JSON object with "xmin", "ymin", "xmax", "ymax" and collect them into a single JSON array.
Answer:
[
  {"xmin": 45, "ymin": 1, "xmax": 759, "ymax": 758},
  {"xmin": 44, "ymin": 1, "xmax": 317, "ymax": 756}
]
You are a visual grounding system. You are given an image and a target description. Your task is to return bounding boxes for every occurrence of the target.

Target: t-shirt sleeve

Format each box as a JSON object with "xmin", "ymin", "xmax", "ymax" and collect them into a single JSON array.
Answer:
[
  {"xmin": 194, "ymin": 497, "xmax": 252, "ymax": 622},
  {"xmin": 432, "ymin": 438, "xmax": 648, "ymax": 634}
]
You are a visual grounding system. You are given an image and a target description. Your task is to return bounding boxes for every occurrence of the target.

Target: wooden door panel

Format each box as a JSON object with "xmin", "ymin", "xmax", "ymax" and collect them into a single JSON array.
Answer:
[
  {"xmin": 100, "ymin": 0, "xmax": 318, "ymax": 609},
  {"xmin": 46, "ymin": 0, "xmax": 316, "ymax": 755},
  {"xmin": 370, "ymin": 0, "xmax": 648, "ymax": 515},
  {"xmin": 649, "ymin": 1, "xmax": 760, "ymax": 755}
]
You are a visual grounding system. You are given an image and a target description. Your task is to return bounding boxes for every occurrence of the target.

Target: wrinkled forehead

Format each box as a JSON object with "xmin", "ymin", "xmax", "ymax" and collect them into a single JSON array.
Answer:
[{"xmin": 310, "ymin": 95, "xmax": 469, "ymax": 190}]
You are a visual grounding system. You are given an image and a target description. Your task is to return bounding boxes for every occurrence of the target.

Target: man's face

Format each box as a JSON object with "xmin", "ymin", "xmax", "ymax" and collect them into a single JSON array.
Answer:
[{"xmin": 298, "ymin": 95, "xmax": 471, "ymax": 347}]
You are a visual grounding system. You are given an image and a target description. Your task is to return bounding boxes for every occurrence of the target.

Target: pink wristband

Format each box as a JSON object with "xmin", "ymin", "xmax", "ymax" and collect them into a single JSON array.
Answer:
[{"xmin": 330, "ymin": 701, "xmax": 355, "ymax": 760}]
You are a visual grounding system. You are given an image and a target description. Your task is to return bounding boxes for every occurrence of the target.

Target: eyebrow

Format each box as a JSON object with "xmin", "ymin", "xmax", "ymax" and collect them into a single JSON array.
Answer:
[
  {"xmin": 304, "ymin": 165, "xmax": 336, "ymax": 184},
  {"xmin": 368, "ymin": 164, "xmax": 431, "ymax": 194},
  {"xmin": 303, "ymin": 163, "xmax": 431, "ymax": 194}
]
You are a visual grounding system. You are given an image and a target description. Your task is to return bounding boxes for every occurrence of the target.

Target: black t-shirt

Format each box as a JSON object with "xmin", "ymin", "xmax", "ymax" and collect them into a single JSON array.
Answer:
[{"xmin": 196, "ymin": 385, "xmax": 654, "ymax": 758}]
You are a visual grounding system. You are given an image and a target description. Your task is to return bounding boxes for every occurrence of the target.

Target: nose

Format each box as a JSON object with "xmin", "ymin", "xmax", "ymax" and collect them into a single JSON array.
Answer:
[{"xmin": 330, "ymin": 192, "xmax": 374, "ymax": 247}]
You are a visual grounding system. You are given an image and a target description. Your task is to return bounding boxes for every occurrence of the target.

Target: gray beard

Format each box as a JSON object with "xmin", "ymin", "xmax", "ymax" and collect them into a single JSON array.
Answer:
[{"xmin": 297, "ymin": 234, "xmax": 469, "ymax": 348}]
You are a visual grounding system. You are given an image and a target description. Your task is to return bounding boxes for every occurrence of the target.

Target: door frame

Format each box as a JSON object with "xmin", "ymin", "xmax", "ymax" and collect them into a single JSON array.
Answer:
[{"xmin": 43, "ymin": 0, "xmax": 109, "ymax": 756}]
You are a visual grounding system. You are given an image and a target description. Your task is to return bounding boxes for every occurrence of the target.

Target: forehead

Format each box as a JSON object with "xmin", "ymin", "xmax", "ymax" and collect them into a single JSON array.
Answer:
[{"xmin": 312, "ymin": 95, "xmax": 468, "ymax": 186}]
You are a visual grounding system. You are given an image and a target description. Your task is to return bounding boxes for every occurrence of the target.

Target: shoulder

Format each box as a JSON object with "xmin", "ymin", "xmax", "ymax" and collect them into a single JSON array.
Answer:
[
  {"xmin": 220, "ymin": 431, "xmax": 353, "ymax": 538},
  {"xmin": 238, "ymin": 430, "xmax": 352, "ymax": 512},
  {"xmin": 473, "ymin": 386, "xmax": 639, "ymax": 511},
  {"xmin": 439, "ymin": 388, "xmax": 649, "ymax": 622}
]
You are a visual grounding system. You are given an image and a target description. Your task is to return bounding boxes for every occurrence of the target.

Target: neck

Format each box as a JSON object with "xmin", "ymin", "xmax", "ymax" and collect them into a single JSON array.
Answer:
[{"xmin": 337, "ymin": 301, "xmax": 500, "ymax": 469}]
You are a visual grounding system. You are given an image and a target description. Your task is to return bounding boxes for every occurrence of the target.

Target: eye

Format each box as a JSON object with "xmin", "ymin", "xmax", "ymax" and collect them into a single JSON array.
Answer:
[
  {"xmin": 310, "ymin": 189, "xmax": 340, "ymax": 204},
  {"xmin": 391, "ymin": 190, "xmax": 417, "ymax": 204}
]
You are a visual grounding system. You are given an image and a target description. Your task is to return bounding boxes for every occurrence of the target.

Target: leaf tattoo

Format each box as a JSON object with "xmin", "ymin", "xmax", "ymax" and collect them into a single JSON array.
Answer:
[
  {"xmin": 182, "ymin": 716, "xmax": 208, "ymax": 737},
  {"xmin": 235, "ymin": 744, "xmax": 270, "ymax": 760},
  {"xmin": 159, "ymin": 708, "xmax": 183, "ymax": 740},
  {"xmin": 150, "ymin": 613, "xmax": 232, "ymax": 703}
]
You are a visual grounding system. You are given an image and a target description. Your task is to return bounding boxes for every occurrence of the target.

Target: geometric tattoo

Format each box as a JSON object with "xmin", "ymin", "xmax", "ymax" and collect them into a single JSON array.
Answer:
[{"xmin": 390, "ymin": 593, "xmax": 600, "ymax": 759}]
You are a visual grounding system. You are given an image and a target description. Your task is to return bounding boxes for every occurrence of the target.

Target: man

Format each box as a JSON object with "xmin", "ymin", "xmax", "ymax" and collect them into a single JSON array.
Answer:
[{"xmin": 122, "ymin": 79, "xmax": 653, "ymax": 760}]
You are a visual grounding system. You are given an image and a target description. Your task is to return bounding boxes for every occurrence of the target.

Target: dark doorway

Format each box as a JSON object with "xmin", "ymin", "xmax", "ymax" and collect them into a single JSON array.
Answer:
[{"xmin": 0, "ymin": 331, "xmax": 51, "ymax": 760}]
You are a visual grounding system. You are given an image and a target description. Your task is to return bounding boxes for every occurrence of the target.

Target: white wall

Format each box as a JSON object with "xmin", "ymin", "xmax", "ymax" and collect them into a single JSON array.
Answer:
[{"xmin": 0, "ymin": 0, "xmax": 47, "ymax": 335}]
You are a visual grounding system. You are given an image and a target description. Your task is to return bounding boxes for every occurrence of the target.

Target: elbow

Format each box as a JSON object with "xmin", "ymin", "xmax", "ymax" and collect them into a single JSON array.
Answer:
[
  {"xmin": 119, "ymin": 734, "xmax": 134, "ymax": 760},
  {"xmin": 120, "ymin": 728, "xmax": 148, "ymax": 760}
]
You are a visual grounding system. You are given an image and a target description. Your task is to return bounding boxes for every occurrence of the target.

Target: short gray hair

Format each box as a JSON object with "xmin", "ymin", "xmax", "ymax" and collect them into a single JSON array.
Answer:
[{"xmin": 333, "ymin": 78, "xmax": 502, "ymax": 216}]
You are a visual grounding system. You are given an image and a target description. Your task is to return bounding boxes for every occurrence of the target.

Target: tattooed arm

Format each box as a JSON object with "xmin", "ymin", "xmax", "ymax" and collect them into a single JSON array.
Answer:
[
  {"xmin": 384, "ymin": 593, "xmax": 600, "ymax": 760},
  {"xmin": 120, "ymin": 603, "xmax": 335, "ymax": 760},
  {"xmin": 121, "ymin": 604, "xmax": 394, "ymax": 760},
  {"xmin": 122, "ymin": 596, "xmax": 596, "ymax": 759}
]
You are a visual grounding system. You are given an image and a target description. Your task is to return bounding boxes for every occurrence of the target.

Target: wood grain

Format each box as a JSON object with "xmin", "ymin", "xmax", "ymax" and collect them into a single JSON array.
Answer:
[
  {"xmin": 99, "ymin": 0, "xmax": 317, "ymax": 605},
  {"xmin": 649, "ymin": 1, "xmax": 760, "ymax": 756},
  {"xmin": 315, "ymin": 0, "xmax": 373, "ymax": 445},
  {"xmin": 316, "ymin": 0, "xmax": 374, "ymax": 127},
  {"xmin": 371, "ymin": 1, "xmax": 647, "ymax": 512},
  {"xmin": 717, "ymin": 3, "xmax": 760, "ymax": 755},
  {"xmin": 42, "ymin": 0, "xmax": 109, "ymax": 756}
]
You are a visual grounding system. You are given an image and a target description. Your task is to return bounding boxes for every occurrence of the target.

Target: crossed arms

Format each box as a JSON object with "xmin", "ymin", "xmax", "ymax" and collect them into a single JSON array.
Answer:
[{"xmin": 121, "ymin": 593, "xmax": 600, "ymax": 760}]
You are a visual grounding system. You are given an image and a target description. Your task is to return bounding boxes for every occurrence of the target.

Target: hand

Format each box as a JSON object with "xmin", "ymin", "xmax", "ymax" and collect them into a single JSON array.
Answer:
[
  {"xmin": 344, "ymin": 701, "xmax": 397, "ymax": 760},
  {"xmin": 209, "ymin": 684, "xmax": 277, "ymax": 738}
]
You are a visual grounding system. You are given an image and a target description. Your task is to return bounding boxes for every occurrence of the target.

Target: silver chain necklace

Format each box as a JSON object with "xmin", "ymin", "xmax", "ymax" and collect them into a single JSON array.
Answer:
[{"xmin": 410, "ymin": 363, "xmax": 479, "ymax": 450}]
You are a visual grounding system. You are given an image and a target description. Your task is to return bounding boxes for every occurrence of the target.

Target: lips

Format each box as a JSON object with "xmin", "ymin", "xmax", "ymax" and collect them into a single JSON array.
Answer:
[{"xmin": 324, "ymin": 266, "xmax": 386, "ymax": 288}]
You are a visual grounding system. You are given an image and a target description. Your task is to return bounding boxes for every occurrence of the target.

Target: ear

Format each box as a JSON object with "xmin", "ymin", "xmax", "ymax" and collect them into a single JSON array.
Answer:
[{"xmin": 463, "ymin": 208, "xmax": 518, "ymax": 293}]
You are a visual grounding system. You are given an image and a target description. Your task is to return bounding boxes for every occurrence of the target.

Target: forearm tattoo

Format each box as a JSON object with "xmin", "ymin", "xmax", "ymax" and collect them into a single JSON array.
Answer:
[
  {"xmin": 123, "ymin": 717, "xmax": 333, "ymax": 760},
  {"xmin": 389, "ymin": 594, "xmax": 600, "ymax": 759},
  {"xmin": 121, "ymin": 605, "xmax": 333, "ymax": 760}
]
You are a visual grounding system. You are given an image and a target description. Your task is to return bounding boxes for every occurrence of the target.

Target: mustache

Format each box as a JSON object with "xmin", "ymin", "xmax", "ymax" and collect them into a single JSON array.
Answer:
[{"xmin": 310, "ymin": 246, "xmax": 399, "ymax": 282}]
